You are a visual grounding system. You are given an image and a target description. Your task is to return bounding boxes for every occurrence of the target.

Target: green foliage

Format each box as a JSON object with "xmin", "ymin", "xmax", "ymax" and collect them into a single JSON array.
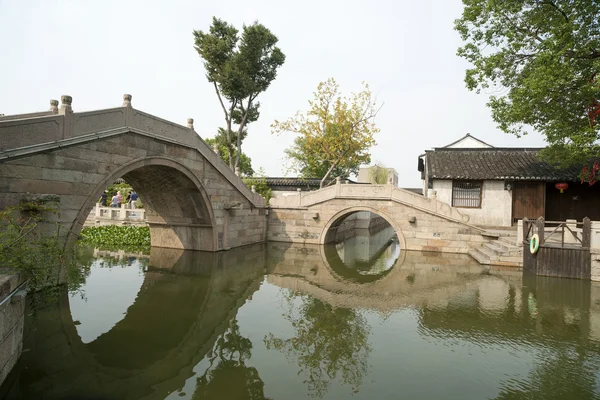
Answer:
[
  {"xmin": 264, "ymin": 295, "xmax": 371, "ymax": 398},
  {"xmin": 368, "ymin": 163, "xmax": 389, "ymax": 184},
  {"xmin": 455, "ymin": 0, "xmax": 600, "ymax": 170},
  {"xmin": 79, "ymin": 226, "xmax": 151, "ymax": 251},
  {"xmin": 273, "ymin": 78, "xmax": 380, "ymax": 188},
  {"xmin": 193, "ymin": 17, "xmax": 285, "ymax": 171},
  {"xmin": 0, "ymin": 200, "xmax": 84, "ymax": 295},
  {"xmin": 284, "ymin": 136, "xmax": 353, "ymax": 181},
  {"xmin": 206, "ymin": 128, "xmax": 254, "ymax": 176},
  {"xmin": 106, "ymin": 182, "xmax": 131, "ymax": 198},
  {"xmin": 243, "ymin": 172, "xmax": 272, "ymax": 204}
]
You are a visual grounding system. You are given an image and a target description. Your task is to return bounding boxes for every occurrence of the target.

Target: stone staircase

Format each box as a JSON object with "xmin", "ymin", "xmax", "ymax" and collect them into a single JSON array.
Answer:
[{"xmin": 468, "ymin": 231, "xmax": 523, "ymax": 267}]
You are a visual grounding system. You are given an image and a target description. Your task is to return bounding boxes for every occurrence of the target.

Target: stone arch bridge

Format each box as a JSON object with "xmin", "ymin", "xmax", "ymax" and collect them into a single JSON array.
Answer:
[
  {"xmin": 0, "ymin": 95, "xmax": 265, "ymax": 251},
  {"xmin": 1, "ymin": 95, "xmax": 488, "ymax": 254},
  {"xmin": 268, "ymin": 179, "xmax": 488, "ymax": 255}
]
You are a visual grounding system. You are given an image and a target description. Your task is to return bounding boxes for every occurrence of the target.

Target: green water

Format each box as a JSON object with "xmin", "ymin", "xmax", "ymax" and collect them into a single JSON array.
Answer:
[{"xmin": 4, "ymin": 232, "xmax": 600, "ymax": 399}]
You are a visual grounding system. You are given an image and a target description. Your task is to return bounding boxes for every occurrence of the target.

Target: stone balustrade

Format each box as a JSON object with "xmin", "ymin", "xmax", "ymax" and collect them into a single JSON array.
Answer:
[{"xmin": 91, "ymin": 203, "xmax": 146, "ymax": 223}]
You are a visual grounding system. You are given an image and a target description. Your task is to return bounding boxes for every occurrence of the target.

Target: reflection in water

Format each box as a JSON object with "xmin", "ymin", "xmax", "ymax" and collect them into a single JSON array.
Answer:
[
  {"xmin": 4, "ymin": 241, "xmax": 600, "ymax": 400},
  {"xmin": 264, "ymin": 295, "xmax": 370, "ymax": 398},
  {"xmin": 70, "ymin": 257, "xmax": 147, "ymax": 343},
  {"xmin": 193, "ymin": 319, "xmax": 270, "ymax": 400}
]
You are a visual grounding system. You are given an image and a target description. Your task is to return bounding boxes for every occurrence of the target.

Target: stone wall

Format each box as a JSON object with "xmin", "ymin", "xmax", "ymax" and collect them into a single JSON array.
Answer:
[
  {"xmin": 0, "ymin": 274, "xmax": 25, "ymax": 386},
  {"xmin": 431, "ymin": 179, "xmax": 512, "ymax": 227}
]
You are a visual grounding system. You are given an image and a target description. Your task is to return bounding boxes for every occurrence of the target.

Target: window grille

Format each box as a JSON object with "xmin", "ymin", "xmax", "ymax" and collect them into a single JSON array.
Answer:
[{"xmin": 452, "ymin": 180, "xmax": 482, "ymax": 208}]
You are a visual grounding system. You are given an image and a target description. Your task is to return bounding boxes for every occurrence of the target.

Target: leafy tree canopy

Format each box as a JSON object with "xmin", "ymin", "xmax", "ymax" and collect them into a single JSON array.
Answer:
[
  {"xmin": 205, "ymin": 128, "xmax": 254, "ymax": 176},
  {"xmin": 273, "ymin": 78, "xmax": 380, "ymax": 188},
  {"xmin": 455, "ymin": 0, "xmax": 600, "ymax": 171},
  {"xmin": 194, "ymin": 17, "xmax": 285, "ymax": 171}
]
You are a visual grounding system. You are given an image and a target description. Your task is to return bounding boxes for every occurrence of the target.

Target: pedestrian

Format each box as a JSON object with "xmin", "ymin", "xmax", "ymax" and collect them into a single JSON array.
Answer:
[
  {"xmin": 116, "ymin": 191, "xmax": 123, "ymax": 207},
  {"xmin": 100, "ymin": 190, "xmax": 108, "ymax": 206},
  {"xmin": 111, "ymin": 193, "xmax": 118, "ymax": 208},
  {"xmin": 130, "ymin": 190, "xmax": 138, "ymax": 209},
  {"xmin": 125, "ymin": 191, "xmax": 132, "ymax": 207}
]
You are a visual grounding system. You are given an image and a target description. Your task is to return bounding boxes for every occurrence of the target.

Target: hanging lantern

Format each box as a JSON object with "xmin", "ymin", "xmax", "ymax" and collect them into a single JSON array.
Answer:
[{"xmin": 555, "ymin": 182, "xmax": 569, "ymax": 193}]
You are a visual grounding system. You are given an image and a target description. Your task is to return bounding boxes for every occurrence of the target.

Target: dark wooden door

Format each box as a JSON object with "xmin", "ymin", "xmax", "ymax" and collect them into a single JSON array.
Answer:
[{"xmin": 512, "ymin": 182, "xmax": 545, "ymax": 222}]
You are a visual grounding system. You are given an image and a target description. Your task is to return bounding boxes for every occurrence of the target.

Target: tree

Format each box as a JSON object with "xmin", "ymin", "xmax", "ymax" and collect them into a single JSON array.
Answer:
[
  {"xmin": 272, "ymin": 78, "xmax": 381, "ymax": 188},
  {"xmin": 193, "ymin": 18, "xmax": 285, "ymax": 171},
  {"xmin": 368, "ymin": 163, "xmax": 389, "ymax": 184},
  {"xmin": 455, "ymin": 1, "xmax": 600, "ymax": 173},
  {"xmin": 205, "ymin": 128, "xmax": 254, "ymax": 176},
  {"xmin": 284, "ymin": 136, "xmax": 356, "ymax": 179}
]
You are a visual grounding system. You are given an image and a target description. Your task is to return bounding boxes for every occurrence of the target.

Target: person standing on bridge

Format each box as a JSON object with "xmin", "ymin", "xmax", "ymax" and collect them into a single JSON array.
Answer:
[
  {"xmin": 116, "ymin": 191, "xmax": 123, "ymax": 207},
  {"xmin": 99, "ymin": 190, "xmax": 108, "ymax": 206},
  {"xmin": 130, "ymin": 190, "xmax": 138, "ymax": 209},
  {"xmin": 111, "ymin": 193, "xmax": 118, "ymax": 208}
]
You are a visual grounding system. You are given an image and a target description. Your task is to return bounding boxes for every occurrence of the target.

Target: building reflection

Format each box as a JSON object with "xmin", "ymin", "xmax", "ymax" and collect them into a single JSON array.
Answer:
[{"xmin": 7, "ymin": 236, "xmax": 600, "ymax": 400}]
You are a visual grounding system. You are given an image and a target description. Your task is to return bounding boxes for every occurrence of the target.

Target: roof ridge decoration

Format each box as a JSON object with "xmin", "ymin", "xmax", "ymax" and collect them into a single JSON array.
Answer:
[{"xmin": 441, "ymin": 133, "xmax": 494, "ymax": 149}]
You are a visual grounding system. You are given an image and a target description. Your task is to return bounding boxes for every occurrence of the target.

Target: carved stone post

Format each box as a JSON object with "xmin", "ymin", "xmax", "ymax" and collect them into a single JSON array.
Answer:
[
  {"xmin": 49, "ymin": 99, "xmax": 59, "ymax": 114},
  {"xmin": 122, "ymin": 94, "xmax": 132, "ymax": 107}
]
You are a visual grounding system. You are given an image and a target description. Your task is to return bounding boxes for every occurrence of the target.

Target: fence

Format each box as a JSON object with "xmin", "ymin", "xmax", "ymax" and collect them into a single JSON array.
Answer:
[{"xmin": 522, "ymin": 217, "xmax": 591, "ymax": 279}]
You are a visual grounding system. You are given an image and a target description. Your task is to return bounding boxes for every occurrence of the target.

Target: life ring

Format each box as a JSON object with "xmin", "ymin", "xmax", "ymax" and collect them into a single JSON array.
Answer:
[{"xmin": 530, "ymin": 234, "xmax": 540, "ymax": 254}]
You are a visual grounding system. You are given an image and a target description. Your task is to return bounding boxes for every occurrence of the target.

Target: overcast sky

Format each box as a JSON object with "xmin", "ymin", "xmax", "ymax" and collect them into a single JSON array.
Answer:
[{"xmin": 0, "ymin": 0, "xmax": 546, "ymax": 187}]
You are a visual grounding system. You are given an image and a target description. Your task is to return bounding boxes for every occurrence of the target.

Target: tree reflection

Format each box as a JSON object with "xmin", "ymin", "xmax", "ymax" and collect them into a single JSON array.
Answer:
[
  {"xmin": 264, "ymin": 295, "xmax": 371, "ymax": 398},
  {"xmin": 494, "ymin": 346, "xmax": 600, "ymax": 400},
  {"xmin": 193, "ymin": 318, "xmax": 270, "ymax": 400}
]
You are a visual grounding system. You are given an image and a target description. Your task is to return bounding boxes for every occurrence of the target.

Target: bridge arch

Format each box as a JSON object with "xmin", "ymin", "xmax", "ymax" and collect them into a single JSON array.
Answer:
[
  {"xmin": 319, "ymin": 205, "xmax": 407, "ymax": 250},
  {"xmin": 72, "ymin": 156, "xmax": 217, "ymax": 251}
]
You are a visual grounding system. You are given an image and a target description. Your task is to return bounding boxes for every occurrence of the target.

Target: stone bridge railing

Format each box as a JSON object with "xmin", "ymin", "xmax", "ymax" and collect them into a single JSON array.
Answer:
[{"xmin": 270, "ymin": 178, "xmax": 476, "ymax": 228}]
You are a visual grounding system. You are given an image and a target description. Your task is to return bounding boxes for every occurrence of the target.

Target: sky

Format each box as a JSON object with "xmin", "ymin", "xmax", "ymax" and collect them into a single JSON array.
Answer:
[{"xmin": 0, "ymin": 0, "xmax": 547, "ymax": 187}]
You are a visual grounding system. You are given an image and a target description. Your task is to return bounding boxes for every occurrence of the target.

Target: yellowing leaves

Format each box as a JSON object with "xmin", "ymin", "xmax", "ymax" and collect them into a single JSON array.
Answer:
[{"xmin": 272, "ymin": 78, "xmax": 381, "ymax": 187}]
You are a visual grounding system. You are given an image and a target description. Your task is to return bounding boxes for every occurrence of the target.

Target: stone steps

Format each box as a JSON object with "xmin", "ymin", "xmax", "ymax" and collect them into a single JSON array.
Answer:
[
  {"xmin": 483, "ymin": 242, "xmax": 521, "ymax": 257},
  {"xmin": 468, "ymin": 248, "xmax": 491, "ymax": 265},
  {"xmin": 469, "ymin": 231, "xmax": 522, "ymax": 267}
]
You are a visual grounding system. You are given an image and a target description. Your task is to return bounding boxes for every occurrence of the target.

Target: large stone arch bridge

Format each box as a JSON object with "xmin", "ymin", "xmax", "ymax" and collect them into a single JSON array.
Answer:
[{"xmin": 0, "ymin": 95, "xmax": 266, "ymax": 251}]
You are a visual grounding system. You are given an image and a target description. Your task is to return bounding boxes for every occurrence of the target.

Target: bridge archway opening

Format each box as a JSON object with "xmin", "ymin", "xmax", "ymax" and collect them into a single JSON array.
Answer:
[
  {"xmin": 320, "ymin": 207, "xmax": 405, "ymax": 282},
  {"xmin": 75, "ymin": 158, "xmax": 216, "ymax": 251}
]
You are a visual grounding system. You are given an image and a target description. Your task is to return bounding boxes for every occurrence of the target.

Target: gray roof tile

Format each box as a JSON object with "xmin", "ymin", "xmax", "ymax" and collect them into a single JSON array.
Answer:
[{"xmin": 426, "ymin": 148, "xmax": 581, "ymax": 181}]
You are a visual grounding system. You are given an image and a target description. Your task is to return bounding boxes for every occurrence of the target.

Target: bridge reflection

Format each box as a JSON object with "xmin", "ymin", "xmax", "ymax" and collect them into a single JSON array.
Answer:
[
  {"xmin": 7, "ymin": 240, "xmax": 600, "ymax": 399},
  {"xmin": 9, "ymin": 245, "xmax": 267, "ymax": 400}
]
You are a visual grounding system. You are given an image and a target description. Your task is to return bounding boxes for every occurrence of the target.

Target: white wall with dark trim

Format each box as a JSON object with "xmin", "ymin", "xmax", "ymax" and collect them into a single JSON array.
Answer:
[{"xmin": 430, "ymin": 180, "xmax": 512, "ymax": 227}]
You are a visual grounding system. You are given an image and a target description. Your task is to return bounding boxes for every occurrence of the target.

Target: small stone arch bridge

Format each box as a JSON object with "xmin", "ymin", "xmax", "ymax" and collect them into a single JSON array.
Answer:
[
  {"xmin": 268, "ymin": 179, "xmax": 488, "ymax": 255},
  {"xmin": 0, "ymin": 95, "xmax": 265, "ymax": 251}
]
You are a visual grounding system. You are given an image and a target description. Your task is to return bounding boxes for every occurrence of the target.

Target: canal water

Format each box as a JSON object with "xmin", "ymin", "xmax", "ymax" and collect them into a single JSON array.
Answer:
[{"xmin": 3, "ymin": 225, "xmax": 600, "ymax": 399}]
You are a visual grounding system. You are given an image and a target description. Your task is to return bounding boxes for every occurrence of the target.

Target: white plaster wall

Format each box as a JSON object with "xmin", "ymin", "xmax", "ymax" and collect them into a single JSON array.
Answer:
[{"xmin": 430, "ymin": 180, "xmax": 512, "ymax": 227}]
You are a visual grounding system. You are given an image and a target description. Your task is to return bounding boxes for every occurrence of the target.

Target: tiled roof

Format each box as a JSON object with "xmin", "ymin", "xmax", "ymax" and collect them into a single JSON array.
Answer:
[
  {"xmin": 264, "ymin": 177, "xmax": 365, "ymax": 188},
  {"xmin": 426, "ymin": 148, "xmax": 582, "ymax": 181}
]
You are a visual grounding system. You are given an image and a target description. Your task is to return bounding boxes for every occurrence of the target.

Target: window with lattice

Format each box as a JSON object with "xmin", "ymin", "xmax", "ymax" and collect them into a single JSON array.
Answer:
[{"xmin": 452, "ymin": 180, "xmax": 482, "ymax": 208}]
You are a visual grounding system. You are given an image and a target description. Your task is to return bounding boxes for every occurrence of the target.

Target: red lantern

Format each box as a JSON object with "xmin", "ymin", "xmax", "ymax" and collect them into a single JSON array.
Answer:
[{"xmin": 555, "ymin": 182, "xmax": 569, "ymax": 193}]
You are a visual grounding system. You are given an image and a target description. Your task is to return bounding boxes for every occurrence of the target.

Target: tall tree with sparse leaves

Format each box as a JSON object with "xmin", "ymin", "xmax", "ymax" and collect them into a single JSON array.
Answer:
[
  {"xmin": 273, "ymin": 78, "xmax": 380, "ymax": 188},
  {"xmin": 194, "ymin": 18, "xmax": 285, "ymax": 172},
  {"xmin": 455, "ymin": 1, "xmax": 600, "ymax": 177},
  {"xmin": 205, "ymin": 128, "xmax": 254, "ymax": 176}
]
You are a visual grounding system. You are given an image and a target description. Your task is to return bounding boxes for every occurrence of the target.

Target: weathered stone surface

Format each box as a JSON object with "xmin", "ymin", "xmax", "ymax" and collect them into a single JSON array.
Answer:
[
  {"xmin": 0, "ymin": 104, "xmax": 267, "ymax": 251},
  {"xmin": 268, "ymin": 184, "xmax": 488, "ymax": 254}
]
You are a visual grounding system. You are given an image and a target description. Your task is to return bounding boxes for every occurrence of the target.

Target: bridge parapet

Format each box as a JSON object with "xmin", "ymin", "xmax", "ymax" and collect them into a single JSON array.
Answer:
[
  {"xmin": 270, "ymin": 182, "xmax": 471, "ymax": 225},
  {"xmin": 0, "ymin": 95, "xmax": 265, "ymax": 208}
]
